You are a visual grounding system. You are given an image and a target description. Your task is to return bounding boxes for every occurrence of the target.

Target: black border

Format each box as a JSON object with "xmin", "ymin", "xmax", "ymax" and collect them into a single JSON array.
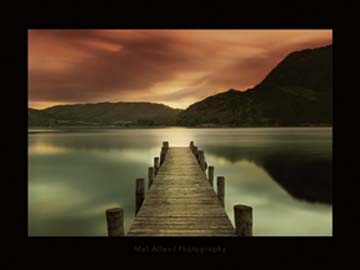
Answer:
[{"xmin": 4, "ymin": 2, "xmax": 342, "ymax": 266}]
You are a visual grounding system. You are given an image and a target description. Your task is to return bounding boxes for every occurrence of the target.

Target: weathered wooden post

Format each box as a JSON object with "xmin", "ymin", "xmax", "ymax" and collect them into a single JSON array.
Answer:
[
  {"xmin": 162, "ymin": 142, "xmax": 169, "ymax": 164},
  {"xmin": 148, "ymin": 167, "xmax": 154, "ymax": 188},
  {"xmin": 208, "ymin": 166, "xmax": 214, "ymax": 187},
  {"xmin": 203, "ymin": 152, "xmax": 207, "ymax": 170},
  {"xmin": 135, "ymin": 178, "xmax": 145, "ymax": 215},
  {"xmin": 154, "ymin": 157, "xmax": 159, "ymax": 175},
  {"xmin": 160, "ymin": 146, "xmax": 167, "ymax": 166},
  {"xmin": 217, "ymin": 176, "xmax": 225, "ymax": 207},
  {"xmin": 162, "ymin": 141, "xmax": 169, "ymax": 150},
  {"xmin": 234, "ymin": 205, "xmax": 253, "ymax": 236},
  {"xmin": 193, "ymin": 146, "xmax": 198, "ymax": 159},
  {"xmin": 193, "ymin": 146, "xmax": 198, "ymax": 155},
  {"xmin": 105, "ymin": 207, "xmax": 124, "ymax": 236},
  {"xmin": 190, "ymin": 141, "xmax": 194, "ymax": 151},
  {"xmin": 198, "ymin": 150, "xmax": 205, "ymax": 171}
]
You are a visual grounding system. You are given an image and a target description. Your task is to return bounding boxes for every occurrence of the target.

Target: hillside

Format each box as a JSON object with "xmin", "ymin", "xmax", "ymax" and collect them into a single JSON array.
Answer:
[
  {"xmin": 29, "ymin": 45, "xmax": 332, "ymax": 127},
  {"xmin": 28, "ymin": 108, "xmax": 57, "ymax": 127},
  {"xmin": 28, "ymin": 102, "xmax": 182, "ymax": 127},
  {"xmin": 177, "ymin": 45, "xmax": 332, "ymax": 126}
]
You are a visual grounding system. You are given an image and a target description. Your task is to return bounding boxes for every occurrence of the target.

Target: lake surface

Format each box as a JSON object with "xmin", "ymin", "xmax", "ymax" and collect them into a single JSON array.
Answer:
[{"xmin": 28, "ymin": 127, "xmax": 332, "ymax": 236}]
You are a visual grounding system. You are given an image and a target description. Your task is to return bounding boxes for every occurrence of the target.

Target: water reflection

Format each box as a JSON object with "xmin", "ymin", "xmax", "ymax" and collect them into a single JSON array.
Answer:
[
  {"xmin": 28, "ymin": 143, "xmax": 69, "ymax": 154},
  {"xmin": 28, "ymin": 127, "xmax": 332, "ymax": 236},
  {"xmin": 205, "ymin": 153, "xmax": 332, "ymax": 236},
  {"xmin": 205, "ymin": 147, "xmax": 332, "ymax": 203}
]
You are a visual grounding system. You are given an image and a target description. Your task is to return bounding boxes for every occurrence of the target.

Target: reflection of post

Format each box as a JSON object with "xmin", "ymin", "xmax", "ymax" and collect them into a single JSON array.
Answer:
[
  {"xmin": 234, "ymin": 205, "xmax": 253, "ymax": 236},
  {"xmin": 148, "ymin": 167, "xmax": 154, "ymax": 188},
  {"xmin": 217, "ymin": 176, "xmax": 225, "ymax": 207},
  {"xmin": 135, "ymin": 178, "xmax": 145, "ymax": 215},
  {"xmin": 208, "ymin": 166, "xmax": 214, "ymax": 187},
  {"xmin": 105, "ymin": 208, "xmax": 124, "ymax": 236},
  {"xmin": 154, "ymin": 157, "xmax": 159, "ymax": 175}
]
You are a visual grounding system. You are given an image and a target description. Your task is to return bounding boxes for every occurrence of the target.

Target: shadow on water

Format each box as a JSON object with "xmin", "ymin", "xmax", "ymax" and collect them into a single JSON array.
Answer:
[
  {"xmin": 202, "ymin": 145, "xmax": 332, "ymax": 204},
  {"xmin": 261, "ymin": 155, "xmax": 332, "ymax": 204}
]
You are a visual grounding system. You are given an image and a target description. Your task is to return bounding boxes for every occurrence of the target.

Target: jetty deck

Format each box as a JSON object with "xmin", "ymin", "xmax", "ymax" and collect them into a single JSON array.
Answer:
[
  {"xmin": 127, "ymin": 146, "xmax": 236, "ymax": 236},
  {"xmin": 105, "ymin": 141, "xmax": 253, "ymax": 237}
]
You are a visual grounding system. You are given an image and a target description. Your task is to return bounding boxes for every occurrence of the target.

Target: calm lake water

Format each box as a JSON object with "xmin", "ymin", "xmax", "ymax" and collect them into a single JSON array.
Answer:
[{"xmin": 28, "ymin": 127, "xmax": 332, "ymax": 236}]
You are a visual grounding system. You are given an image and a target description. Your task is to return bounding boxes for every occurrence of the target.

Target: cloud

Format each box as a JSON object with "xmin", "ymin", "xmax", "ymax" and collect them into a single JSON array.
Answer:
[{"xmin": 29, "ymin": 30, "xmax": 332, "ymax": 109}]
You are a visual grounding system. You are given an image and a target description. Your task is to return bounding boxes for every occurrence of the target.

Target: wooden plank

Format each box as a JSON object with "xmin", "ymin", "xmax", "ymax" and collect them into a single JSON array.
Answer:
[
  {"xmin": 127, "ymin": 147, "xmax": 235, "ymax": 236},
  {"xmin": 127, "ymin": 229, "xmax": 235, "ymax": 236}
]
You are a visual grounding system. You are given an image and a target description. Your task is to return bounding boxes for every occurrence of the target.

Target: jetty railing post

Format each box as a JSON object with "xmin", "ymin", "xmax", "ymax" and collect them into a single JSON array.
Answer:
[
  {"xmin": 160, "ymin": 142, "xmax": 169, "ymax": 166},
  {"xmin": 208, "ymin": 166, "xmax": 214, "ymax": 187},
  {"xmin": 105, "ymin": 207, "xmax": 124, "ymax": 236},
  {"xmin": 160, "ymin": 147, "xmax": 166, "ymax": 165},
  {"xmin": 162, "ymin": 141, "xmax": 169, "ymax": 150},
  {"xmin": 217, "ymin": 176, "xmax": 225, "ymax": 207},
  {"xmin": 198, "ymin": 150, "xmax": 205, "ymax": 171},
  {"xmin": 154, "ymin": 157, "xmax": 159, "ymax": 175},
  {"xmin": 193, "ymin": 146, "xmax": 198, "ymax": 159},
  {"xmin": 189, "ymin": 141, "xmax": 194, "ymax": 151},
  {"xmin": 234, "ymin": 205, "xmax": 253, "ymax": 236},
  {"xmin": 148, "ymin": 167, "xmax": 154, "ymax": 188},
  {"xmin": 203, "ymin": 151, "xmax": 207, "ymax": 171},
  {"xmin": 135, "ymin": 178, "xmax": 145, "ymax": 215}
]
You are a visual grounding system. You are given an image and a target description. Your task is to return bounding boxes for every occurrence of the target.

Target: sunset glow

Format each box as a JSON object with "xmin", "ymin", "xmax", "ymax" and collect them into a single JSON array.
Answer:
[{"xmin": 28, "ymin": 29, "xmax": 332, "ymax": 109}]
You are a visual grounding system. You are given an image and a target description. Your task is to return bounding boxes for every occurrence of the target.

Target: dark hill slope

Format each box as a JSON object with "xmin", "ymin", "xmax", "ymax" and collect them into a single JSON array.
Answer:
[
  {"xmin": 29, "ymin": 102, "xmax": 182, "ymax": 126},
  {"xmin": 28, "ymin": 108, "xmax": 56, "ymax": 127},
  {"xmin": 178, "ymin": 45, "xmax": 332, "ymax": 126}
]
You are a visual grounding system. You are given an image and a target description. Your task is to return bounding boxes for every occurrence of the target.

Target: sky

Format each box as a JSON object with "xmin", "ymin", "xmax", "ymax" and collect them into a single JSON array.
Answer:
[{"xmin": 28, "ymin": 30, "xmax": 332, "ymax": 109}]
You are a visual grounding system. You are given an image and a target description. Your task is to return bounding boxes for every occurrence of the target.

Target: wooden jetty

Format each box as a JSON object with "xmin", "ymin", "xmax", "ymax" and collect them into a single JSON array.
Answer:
[{"xmin": 106, "ymin": 141, "xmax": 252, "ymax": 237}]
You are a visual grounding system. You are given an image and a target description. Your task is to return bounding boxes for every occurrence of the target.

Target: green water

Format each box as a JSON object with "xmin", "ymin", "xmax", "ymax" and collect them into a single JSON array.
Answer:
[{"xmin": 28, "ymin": 127, "xmax": 332, "ymax": 236}]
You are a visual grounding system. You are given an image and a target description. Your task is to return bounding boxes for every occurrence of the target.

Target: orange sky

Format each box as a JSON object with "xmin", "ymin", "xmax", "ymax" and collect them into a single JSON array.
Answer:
[{"xmin": 28, "ymin": 30, "xmax": 332, "ymax": 109}]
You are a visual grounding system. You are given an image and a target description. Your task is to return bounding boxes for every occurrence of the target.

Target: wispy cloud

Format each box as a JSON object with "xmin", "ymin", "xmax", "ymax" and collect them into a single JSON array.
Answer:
[{"xmin": 29, "ymin": 30, "xmax": 332, "ymax": 109}]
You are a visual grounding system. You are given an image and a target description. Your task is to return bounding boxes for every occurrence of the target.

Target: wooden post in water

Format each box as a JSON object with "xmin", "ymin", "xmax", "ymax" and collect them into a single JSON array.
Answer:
[
  {"xmin": 193, "ymin": 146, "xmax": 198, "ymax": 159},
  {"xmin": 234, "ymin": 205, "xmax": 253, "ymax": 236},
  {"xmin": 217, "ymin": 176, "xmax": 225, "ymax": 207},
  {"xmin": 160, "ymin": 141, "xmax": 169, "ymax": 163},
  {"xmin": 208, "ymin": 166, "xmax": 214, "ymax": 187},
  {"xmin": 159, "ymin": 141, "xmax": 171, "ymax": 167},
  {"xmin": 160, "ymin": 147, "xmax": 166, "ymax": 166},
  {"xmin": 135, "ymin": 178, "xmax": 145, "ymax": 215},
  {"xmin": 105, "ymin": 207, "xmax": 124, "ymax": 236},
  {"xmin": 148, "ymin": 167, "xmax": 154, "ymax": 188},
  {"xmin": 203, "ymin": 151, "xmax": 207, "ymax": 170},
  {"xmin": 162, "ymin": 141, "xmax": 169, "ymax": 150},
  {"xmin": 190, "ymin": 141, "xmax": 194, "ymax": 151},
  {"xmin": 154, "ymin": 157, "xmax": 159, "ymax": 175},
  {"xmin": 198, "ymin": 150, "xmax": 205, "ymax": 171}
]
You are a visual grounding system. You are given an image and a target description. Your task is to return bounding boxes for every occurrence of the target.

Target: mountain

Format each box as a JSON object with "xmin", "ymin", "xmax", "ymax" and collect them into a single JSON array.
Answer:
[
  {"xmin": 29, "ymin": 45, "xmax": 332, "ymax": 127},
  {"xmin": 177, "ymin": 45, "xmax": 332, "ymax": 126},
  {"xmin": 28, "ymin": 102, "xmax": 182, "ymax": 127},
  {"xmin": 28, "ymin": 108, "xmax": 57, "ymax": 127}
]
